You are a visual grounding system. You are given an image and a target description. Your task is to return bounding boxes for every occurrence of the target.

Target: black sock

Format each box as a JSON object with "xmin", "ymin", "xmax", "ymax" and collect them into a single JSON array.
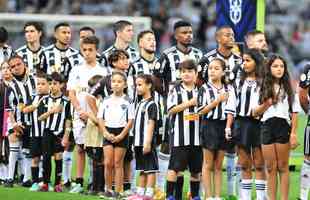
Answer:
[
  {"xmin": 124, "ymin": 182, "xmax": 131, "ymax": 190},
  {"xmin": 92, "ymin": 162, "xmax": 97, "ymax": 191},
  {"xmin": 166, "ymin": 181, "xmax": 176, "ymax": 197},
  {"xmin": 190, "ymin": 181, "xmax": 200, "ymax": 198},
  {"xmin": 175, "ymin": 176, "xmax": 184, "ymax": 200},
  {"xmin": 31, "ymin": 167, "xmax": 39, "ymax": 183},
  {"xmin": 96, "ymin": 164, "xmax": 104, "ymax": 192},
  {"xmin": 43, "ymin": 155, "xmax": 51, "ymax": 184},
  {"xmin": 54, "ymin": 159, "xmax": 62, "ymax": 185},
  {"xmin": 76, "ymin": 177, "xmax": 84, "ymax": 187}
]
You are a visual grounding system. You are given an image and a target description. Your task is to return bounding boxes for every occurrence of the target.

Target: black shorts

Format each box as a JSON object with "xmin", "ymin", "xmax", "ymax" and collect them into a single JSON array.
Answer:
[
  {"xmin": 42, "ymin": 130, "xmax": 64, "ymax": 155},
  {"xmin": 103, "ymin": 127, "xmax": 128, "ymax": 149},
  {"xmin": 261, "ymin": 117, "xmax": 290, "ymax": 145},
  {"xmin": 233, "ymin": 117, "xmax": 261, "ymax": 152},
  {"xmin": 168, "ymin": 146, "xmax": 202, "ymax": 174},
  {"xmin": 124, "ymin": 147, "xmax": 133, "ymax": 162},
  {"xmin": 85, "ymin": 147, "xmax": 103, "ymax": 163},
  {"xmin": 0, "ymin": 137, "xmax": 9, "ymax": 164},
  {"xmin": 201, "ymin": 120, "xmax": 234, "ymax": 152},
  {"xmin": 30, "ymin": 137, "xmax": 43, "ymax": 158},
  {"xmin": 21, "ymin": 125, "xmax": 31, "ymax": 149},
  {"xmin": 303, "ymin": 122, "xmax": 310, "ymax": 156},
  {"xmin": 134, "ymin": 147, "xmax": 158, "ymax": 173}
]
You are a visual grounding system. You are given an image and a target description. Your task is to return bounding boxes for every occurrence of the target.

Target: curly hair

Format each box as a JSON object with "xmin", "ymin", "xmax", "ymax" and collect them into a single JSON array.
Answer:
[{"xmin": 259, "ymin": 54, "xmax": 294, "ymax": 108}]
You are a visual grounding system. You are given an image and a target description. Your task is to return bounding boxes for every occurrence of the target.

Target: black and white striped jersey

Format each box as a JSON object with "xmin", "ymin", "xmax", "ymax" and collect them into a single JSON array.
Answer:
[
  {"xmin": 0, "ymin": 44, "xmax": 14, "ymax": 64},
  {"xmin": 167, "ymin": 83, "xmax": 200, "ymax": 147},
  {"xmin": 225, "ymin": 79, "xmax": 260, "ymax": 117},
  {"xmin": 44, "ymin": 94, "xmax": 71, "ymax": 136},
  {"xmin": 199, "ymin": 49, "xmax": 242, "ymax": 82},
  {"xmin": 16, "ymin": 45, "xmax": 45, "ymax": 75},
  {"xmin": 29, "ymin": 94, "xmax": 48, "ymax": 137},
  {"xmin": 197, "ymin": 82, "xmax": 234, "ymax": 120},
  {"xmin": 130, "ymin": 56, "xmax": 158, "ymax": 76},
  {"xmin": 100, "ymin": 45, "xmax": 139, "ymax": 74},
  {"xmin": 155, "ymin": 46, "xmax": 203, "ymax": 89},
  {"xmin": 6, "ymin": 74, "xmax": 37, "ymax": 126},
  {"xmin": 42, "ymin": 44, "xmax": 82, "ymax": 80},
  {"xmin": 133, "ymin": 98, "xmax": 158, "ymax": 147}
]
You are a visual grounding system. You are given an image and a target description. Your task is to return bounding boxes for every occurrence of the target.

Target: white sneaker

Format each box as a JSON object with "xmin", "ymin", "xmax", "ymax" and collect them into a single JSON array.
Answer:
[{"xmin": 69, "ymin": 183, "xmax": 83, "ymax": 193}]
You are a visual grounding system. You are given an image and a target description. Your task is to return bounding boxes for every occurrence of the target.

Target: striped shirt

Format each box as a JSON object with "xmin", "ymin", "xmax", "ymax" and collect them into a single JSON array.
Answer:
[
  {"xmin": 42, "ymin": 44, "xmax": 81, "ymax": 80},
  {"xmin": 98, "ymin": 95, "xmax": 134, "ymax": 128},
  {"xmin": 197, "ymin": 82, "xmax": 234, "ymax": 120},
  {"xmin": 16, "ymin": 45, "xmax": 45, "ymax": 75},
  {"xmin": 101, "ymin": 45, "xmax": 139, "ymax": 74},
  {"xmin": 156, "ymin": 46, "xmax": 203, "ymax": 90},
  {"xmin": 133, "ymin": 98, "xmax": 158, "ymax": 147},
  {"xmin": 167, "ymin": 83, "xmax": 200, "ymax": 147},
  {"xmin": 199, "ymin": 49, "xmax": 242, "ymax": 82},
  {"xmin": 130, "ymin": 56, "xmax": 158, "ymax": 76},
  {"xmin": 0, "ymin": 44, "xmax": 13, "ymax": 64},
  {"xmin": 29, "ymin": 94, "xmax": 48, "ymax": 137},
  {"xmin": 6, "ymin": 74, "xmax": 37, "ymax": 126},
  {"xmin": 44, "ymin": 94, "xmax": 71, "ymax": 135},
  {"xmin": 225, "ymin": 79, "xmax": 260, "ymax": 117}
]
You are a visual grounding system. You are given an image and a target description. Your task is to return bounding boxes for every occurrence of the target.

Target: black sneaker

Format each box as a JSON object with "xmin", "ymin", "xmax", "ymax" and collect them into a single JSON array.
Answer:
[
  {"xmin": 63, "ymin": 181, "xmax": 71, "ymax": 189},
  {"xmin": 4, "ymin": 179, "xmax": 14, "ymax": 187},
  {"xmin": 22, "ymin": 180, "xmax": 32, "ymax": 187}
]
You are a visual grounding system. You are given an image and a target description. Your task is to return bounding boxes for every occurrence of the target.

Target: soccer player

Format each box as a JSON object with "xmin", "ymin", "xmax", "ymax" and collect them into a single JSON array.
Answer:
[
  {"xmin": 67, "ymin": 36, "xmax": 107, "ymax": 193},
  {"xmin": 0, "ymin": 27, "xmax": 13, "ymax": 64},
  {"xmin": 101, "ymin": 20, "xmax": 139, "ymax": 74},
  {"xmin": 5, "ymin": 55, "xmax": 37, "ymax": 188},
  {"xmin": 244, "ymin": 30, "xmax": 269, "ymax": 55},
  {"xmin": 42, "ymin": 22, "xmax": 81, "ymax": 80},
  {"xmin": 16, "ymin": 21, "xmax": 45, "ymax": 75},
  {"xmin": 298, "ymin": 63, "xmax": 310, "ymax": 200}
]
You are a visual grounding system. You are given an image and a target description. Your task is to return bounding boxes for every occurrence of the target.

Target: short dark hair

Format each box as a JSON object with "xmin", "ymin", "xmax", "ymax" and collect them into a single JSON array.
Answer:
[
  {"xmin": 36, "ymin": 71, "xmax": 49, "ymax": 81},
  {"xmin": 137, "ymin": 30, "xmax": 155, "ymax": 43},
  {"xmin": 88, "ymin": 74, "xmax": 103, "ymax": 88},
  {"xmin": 215, "ymin": 25, "xmax": 233, "ymax": 37},
  {"xmin": 179, "ymin": 59, "xmax": 197, "ymax": 72},
  {"xmin": 54, "ymin": 22, "xmax": 70, "ymax": 32},
  {"xmin": 79, "ymin": 26, "xmax": 95, "ymax": 34},
  {"xmin": 108, "ymin": 49, "xmax": 129, "ymax": 68},
  {"xmin": 245, "ymin": 30, "xmax": 264, "ymax": 40},
  {"xmin": 0, "ymin": 27, "xmax": 8, "ymax": 43},
  {"xmin": 24, "ymin": 21, "xmax": 43, "ymax": 32},
  {"xmin": 81, "ymin": 36, "xmax": 100, "ymax": 49},
  {"xmin": 173, "ymin": 21, "xmax": 191, "ymax": 31},
  {"xmin": 113, "ymin": 20, "xmax": 132, "ymax": 36},
  {"xmin": 50, "ymin": 72, "xmax": 65, "ymax": 83},
  {"xmin": 136, "ymin": 74, "xmax": 153, "ymax": 91},
  {"xmin": 8, "ymin": 54, "xmax": 24, "ymax": 64}
]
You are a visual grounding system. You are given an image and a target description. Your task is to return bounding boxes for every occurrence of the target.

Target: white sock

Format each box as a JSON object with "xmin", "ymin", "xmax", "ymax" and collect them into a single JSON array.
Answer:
[
  {"xmin": 145, "ymin": 187, "xmax": 154, "ymax": 197},
  {"xmin": 8, "ymin": 142, "xmax": 20, "ymax": 180},
  {"xmin": 62, "ymin": 150, "xmax": 73, "ymax": 183},
  {"xmin": 130, "ymin": 158, "xmax": 137, "ymax": 189},
  {"xmin": 3, "ymin": 164, "xmax": 8, "ymax": 180},
  {"xmin": 18, "ymin": 149, "xmax": 24, "ymax": 177},
  {"xmin": 136, "ymin": 186, "xmax": 145, "ymax": 196},
  {"xmin": 235, "ymin": 164, "xmax": 242, "ymax": 197},
  {"xmin": 0, "ymin": 164, "xmax": 4, "ymax": 180},
  {"xmin": 226, "ymin": 153, "xmax": 236, "ymax": 195},
  {"xmin": 39, "ymin": 156, "xmax": 43, "ymax": 179},
  {"xmin": 88, "ymin": 157, "xmax": 93, "ymax": 184},
  {"xmin": 255, "ymin": 179, "xmax": 266, "ymax": 200},
  {"xmin": 157, "ymin": 152, "xmax": 169, "ymax": 191},
  {"xmin": 241, "ymin": 179, "xmax": 252, "ymax": 200},
  {"xmin": 300, "ymin": 159, "xmax": 310, "ymax": 200},
  {"xmin": 22, "ymin": 149, "xmax": 31, "ymax": 182}
]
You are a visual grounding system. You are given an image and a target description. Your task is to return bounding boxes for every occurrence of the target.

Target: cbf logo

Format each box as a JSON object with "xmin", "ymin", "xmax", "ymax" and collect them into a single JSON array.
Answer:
[{"xmin": 229, "ymin": 0, "xmax": 242, "ymax": 25}]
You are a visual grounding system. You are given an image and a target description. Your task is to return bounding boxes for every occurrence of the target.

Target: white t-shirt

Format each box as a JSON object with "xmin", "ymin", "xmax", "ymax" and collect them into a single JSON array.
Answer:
[
  {"xmin": 67, "ymin": 62, "xmax": 107, "ymax": 122},
  {"xmin": 97, "ymin": 95, "xmax": 134, "ymax": 128}
]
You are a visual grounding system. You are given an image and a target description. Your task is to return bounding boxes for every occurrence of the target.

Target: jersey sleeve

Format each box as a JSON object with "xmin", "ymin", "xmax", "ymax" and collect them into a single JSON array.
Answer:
[
  {"xmin": 66, "ymin": 68, "xmax": 77, "ymax": 90},
  {"xmin": 6, "ymin": 87, "xmax": 16, "ymax": 111},
  {"xmin": 197, "ymin": 86, "xmax": 208, "ymax": 112},
  {"xmin": 65, "ymin": 100, "xmax": 72, "ymax": 120},
  {"xmin": 225, "ymin": 85, "xmax": 237, "ymax": 115},
  {"xmin": 127, "ymin": 102, "xmax": 135, "ymax": 120},
  {"xmin": 167, "ymin": 88, "xmax": 177, "ymax": 111},
  {"xmin": 299, "ymin": 63, "xmax": 310, "ymax": 88},
  {"xmin": 147, "ymin": 102, "xmax": 158, "ymax": 121}
]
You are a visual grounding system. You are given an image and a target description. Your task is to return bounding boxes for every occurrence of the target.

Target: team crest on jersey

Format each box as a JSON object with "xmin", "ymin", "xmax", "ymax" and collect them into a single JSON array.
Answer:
[
  {"xmin": 120, "ymin": 104, "xmax": 127, "ymax": 110},
  {"xmin": 229, "ymin": 0, "xmax": 242, "ymax": 25},
  {"xmin": 300, "ymin": 73, "xmax": 307, "ymax": 82}
]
